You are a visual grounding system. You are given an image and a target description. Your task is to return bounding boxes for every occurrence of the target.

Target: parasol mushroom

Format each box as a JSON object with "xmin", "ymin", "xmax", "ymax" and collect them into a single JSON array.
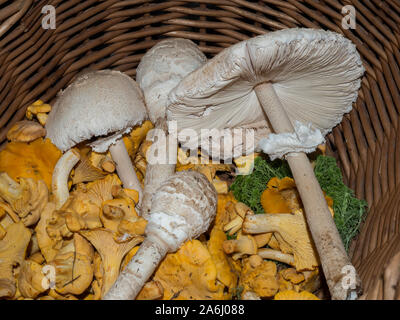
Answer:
[
  {"xmin": 46, "ymin": 70, "xmax": 147, "ymax": 205},
  {"xmin": 167, "ymin": 28, "xmax": 364, "ymax": 300},
  {"xmin": 103, "ymin": 170, "xmax": 217, "ymax": 300},
  {"xmin": 136, "ymin": 38, "xmax": 207, "ymax": 124},
  {"xmin": 136, "ymin": 38, "xmax": 207, "ymax": 217}
]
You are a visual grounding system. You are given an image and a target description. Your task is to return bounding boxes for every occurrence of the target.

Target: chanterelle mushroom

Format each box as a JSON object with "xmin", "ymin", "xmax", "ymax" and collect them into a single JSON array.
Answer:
[
  {"xmin": 60, "ymin": 174, "xmax": 122, "ymax": 232},
  {"xmin": 104, "ymin": 171, "xmax": 217, "ymax": 300},
  {"xmin": 168, "ymin": 28, "xmax": 364, "ymax": 300},
  {"xmin": 0, "ymin": 138, "xmax": 61, "ymax": 190},
  {"xmin": 152, "ymin": 240, "xmax": 229, "ymax": 300},
  {"xmin": 35, "ymin": 203, "xmax": 58, "ymax": 262},
  {"xmin": 80, "ymin": 228, "xmax": 144, "ymax": 297},
  {"xmin": 274, "ymin": 290, "xmax": 319, "ymax": 300},
  {"xmin": 207, "ymin": 228, "xmax": 238, "ymax": 294},
  {"xmin": 0, "ymin": 172, "xmax": 48, "ymax": 226},
  {"xmin": 18, "ymin": 259, "xmax": 48, "ymax": 299},
  {"xmin": 72, "ymin": 151, "xmax": 106, "ymax": 185},
  {"xmin": 6, "ymin": 120, "xmax": 46, "ymax": 143},
  {"xmin": 239, "ymin": 257, "xmax": 279, "ymax": 299},
  {"xmin": 136, "ymin": 38, "xmax": 207, "ymax": 217},
  {"xmin": 136, "ymin": 280, "xmax": 164, "ymax": 300},
  {"xmin": 46, "ymin": 70, "xmax": 147, "ymax": 204},
  {"xmin": 50, "ymin": 233, "xmax": 94, "ymax": 295},
  {"xmin": 223, "ymin": 233, "xmax": 258, "ymax": 258},
  {"xmin": 243, "ymin": 212, "xmax": 319, "ymax": 271},
  {"xmin": 0, "ymin": 222, "xmax": 31, "ymax": 298},
  {"xmin": 26, "ymin": 100, "xmax": 52, "ymax": 122}
]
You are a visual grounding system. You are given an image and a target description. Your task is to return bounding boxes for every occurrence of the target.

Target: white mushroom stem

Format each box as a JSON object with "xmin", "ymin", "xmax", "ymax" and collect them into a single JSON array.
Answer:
[
  {"xmin": 109, "ymin": 138, "xmax": 143, "ymax": 206},
  {"xmin": 141, "ymin": 118, "xmax": 175, "ymax": 218},
  {"xmin": 52, "ymin": 149, "xmax": 80, "ymax": 209},
  {"xmin": 103, "ymin": 235, "xmax": 168, "ymax": 300},
  {"xmin": 257, "ymin": 248, "xmax": 295, "ymax": 267},
  {"xmin": 104, "ymin": 209, "xmax": 198, "ymax": 300},
  {"xmin": 254, "ymin": 82, "xmax": 360, "ymax": 300},
  {"xmin": 104, "ymin": 171, "xmax": 217, "ymax": 300},
  {"xmin": 141, "ymin": 163, "xmax": 175, "ymax": 218}
]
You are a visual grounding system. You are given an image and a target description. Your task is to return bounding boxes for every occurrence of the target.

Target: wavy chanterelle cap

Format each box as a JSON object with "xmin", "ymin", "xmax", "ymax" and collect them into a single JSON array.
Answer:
[
  {"xmin": 167, "ymin": 28, "xmax": 364, "ymax": 137},
  {"xmin": 148, "ymin": 171, "xmax": 217, "ymax": 251},
  {"xmin": 103, "ymin": 171, "xmax": 217, "ymax": 300},
  {"xmin": 136, "ymin": 38, "xmax": 206, "ymax": 123},
  {"xmin": 46, "ymin": 70, "xmax": 147, "ymax": 153}
]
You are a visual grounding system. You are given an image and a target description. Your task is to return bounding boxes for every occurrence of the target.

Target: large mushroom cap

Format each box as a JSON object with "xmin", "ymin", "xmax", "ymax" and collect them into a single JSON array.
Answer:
[
  {"xmin": 167, "ymin": 28, "xmax": 364, "ymax": 138},
  {"xmin": 136, "ymin": 38, "xmax": 207, "ymax": 123},
  {"xmin": 148, "ymin": 171, "xmax": 217, "ymax": 247},
  {"xmin": 46, "ymin": 70, "xmax": 147, "ymax": 153}
]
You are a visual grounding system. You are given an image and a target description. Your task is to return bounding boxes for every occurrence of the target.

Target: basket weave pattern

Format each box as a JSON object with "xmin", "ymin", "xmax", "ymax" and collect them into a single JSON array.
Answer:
[{"xmin": 0, "ymin": 0, "xmax": 399, "ymax": 299}]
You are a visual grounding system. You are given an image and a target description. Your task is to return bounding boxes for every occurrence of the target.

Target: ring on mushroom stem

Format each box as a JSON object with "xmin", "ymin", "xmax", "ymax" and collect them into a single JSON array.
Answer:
[
  {"xmin": 45, "ymin": 70, "xmax": 146, "ymax": 207},
  {"xmin": 167, "ymin": 28, "xmax": 365, "ymax": 300},
  {"xmin": 103, "ymin": 171, "xmax": 217, "ymax": 300}
]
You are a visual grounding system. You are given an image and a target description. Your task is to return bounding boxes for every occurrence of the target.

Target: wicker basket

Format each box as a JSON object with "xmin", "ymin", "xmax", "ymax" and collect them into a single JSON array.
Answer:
[{"xmin": 1, "ymin": 0, "xmax": 399, "ymax": 299}]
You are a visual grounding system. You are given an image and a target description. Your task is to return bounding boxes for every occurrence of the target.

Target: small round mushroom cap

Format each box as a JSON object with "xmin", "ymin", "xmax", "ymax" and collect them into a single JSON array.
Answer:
[
  {"xmin": 46, "ymin": 70, "xmax": 147, "ymax": 153},
  {"xmin": 147, "ymin": 171, "xmax": 217, "ymax": 251},
  {"xmin": 167, "ymin": 28, "xmax": 364, "ymax": 137},
  {"xmin": 136, "ymin": 38, "xmax": 207, "ymax": 123}
]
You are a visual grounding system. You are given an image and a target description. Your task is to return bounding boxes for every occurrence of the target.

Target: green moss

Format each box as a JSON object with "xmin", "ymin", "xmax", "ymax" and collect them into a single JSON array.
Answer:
[
  {"xmin": 314, "ymin": 155, "xmax": 368, "ymax": 251},
  {"xmin": 226, "ymin": 232, "xmax": 237, "ymax": 240},
  {"xmin": 232, "ymin": 286, "xmax": 244, "ymax": 300},
  {"xmin": 230, "ymin": 155, "xmax": 367, "ymax": 252},
  {"xmin": 230, "ymin": 156, "xmax": 291, "ymax": 214}
]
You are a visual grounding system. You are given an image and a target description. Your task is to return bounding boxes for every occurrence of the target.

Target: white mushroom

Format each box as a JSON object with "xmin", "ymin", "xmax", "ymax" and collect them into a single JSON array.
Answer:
[
  {"xmin": 103, "ymin": 171, "xmax": 217, "ymax": 300},
  {"xmin": 136, "ymin": 38, "xmax": 207, "ymax": 124},
  {"xmin": 168, "ymin": 28, "xmax": 364, "ymax": 300},
  {"xmin": 164, "ymin": 39, "xmax": 272, "ymax": 161},
  {"xmin": 46, "ymin": 70, "xmax": 147, "ymax": 205},
  {"xmin": 136, "ymin": 38, "xmax": 207, "ymax": 217}
]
